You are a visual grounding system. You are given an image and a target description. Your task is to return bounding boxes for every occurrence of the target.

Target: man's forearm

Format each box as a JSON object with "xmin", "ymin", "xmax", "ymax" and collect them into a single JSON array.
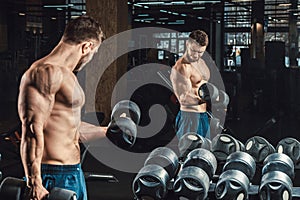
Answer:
[
  {"xmin": 21, "ymin": 125, "xmax": 44, "ymax": 187},
  {"xmin": 79, "ymin": 121, "xmax": 107, "ymax": 142}
]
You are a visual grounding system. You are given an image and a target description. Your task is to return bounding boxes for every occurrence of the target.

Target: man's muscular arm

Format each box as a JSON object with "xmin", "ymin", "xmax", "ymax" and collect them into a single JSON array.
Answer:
[
  {"xmin": 170, "ymin": 65, "xmax": 204, "ymax": 106},
  {"xmin": 18, "ymin": 65, "xmax": 63, "ymax": 199},
  {"xmin": 79, "ymin": 121, "xmax": 107, "ymax": 142}
]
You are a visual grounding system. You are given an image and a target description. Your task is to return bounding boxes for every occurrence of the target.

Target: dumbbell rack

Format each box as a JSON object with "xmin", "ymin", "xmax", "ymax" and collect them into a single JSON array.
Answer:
[
  {"xmin": 153, "ymin": 180, "xmax": 300, "ymax": 200},
  {"xmin": 133, "ymin": 160, "xmax": 300, "ymax": 200}
]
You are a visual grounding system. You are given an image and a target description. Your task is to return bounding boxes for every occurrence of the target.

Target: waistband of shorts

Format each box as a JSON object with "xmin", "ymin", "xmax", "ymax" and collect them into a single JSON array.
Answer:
[
  {"xmin": 41, "ymin": 163, "xmax": 81, "ymax": 173},
  {"xmin": 179, "ymin": 110, "xmax": 208, "ymax": 115}
]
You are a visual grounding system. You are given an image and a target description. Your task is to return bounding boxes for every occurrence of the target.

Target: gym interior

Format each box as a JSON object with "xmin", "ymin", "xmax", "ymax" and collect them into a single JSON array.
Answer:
[{"xmin": 0, "ymin": 0, "xmax": 300, "ymax": 199}]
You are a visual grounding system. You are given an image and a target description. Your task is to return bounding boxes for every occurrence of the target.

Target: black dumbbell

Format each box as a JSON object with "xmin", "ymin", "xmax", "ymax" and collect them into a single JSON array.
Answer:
[
  {"xmin": 144, "ymin": 147, "xmax": 179, "ymax": 179},
  {"xmin": 178, "ymin": 132, "xmax": 211, "ymax": 161},
  {"xmin": 0, "ymin": 177, "xmax": 77, "ymax": 200},
  {"xmin": 173, "ymin": 148, "xmax": 217, "ymax": 200},
  {"xmin": 276, "ymin": 137, "xmax": 300, "ymax": 168},
  {"xmin": 211, "ymin": 134, "xmax": 244, "ymax": 162},
  {"xmin": 198, "ymin": 82, "xmax": 219, "ymax": 104},
  {"xmin": 106, "ymin": 100, "xmax": 141, "ymax": 148},
  {"xmin": 215, "ymin": 151, "xmax": 256, "ymax": 200},
  {"xmin": 245, "ymin": 136, "xmax": 275, "ymax": 163},
  {"xmin": 259, "ymin": 153, "xmax": 294, "ymax": 200},
  {"xmin": 213, "ymin": 89, "xmax": 230, "ymax": 110},
  {"xmin": 132, "ymin": 147, "xmax": 179, "ymax": 200}
]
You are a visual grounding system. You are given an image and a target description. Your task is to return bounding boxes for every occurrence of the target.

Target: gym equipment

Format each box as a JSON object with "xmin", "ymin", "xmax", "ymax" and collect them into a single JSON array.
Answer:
[
  {"xmin": 276, "ymin": 137, "xmax": 300, "ymax": 167},
  {"xmin": 261, "ymin": 153, "xmax": 294, "ymax": 181},
  {"xmin": 132, "ymin": 164, "xmax": 170, "ymax": 200},
  {"xmin": 198, "ymin": 82, "xmax": 219, "ymax": 104},
  {"xmin": 183, "ymin": 148, "xmax": 217, "ymax": 180},
  {"xmin": 173, "ymin": 148, "xmax": 217, "ymax": 200},
  {"xmin": 111, "ymin": 100, "xmax": 141, "ymax": 125},
  {"xmin": 132, "ymin": 147, "xmax": 179, "ymax": 200},
  {"xmin": 259, "ymin": 153, "xmax": 294, "ymax": 200},
  {"xmin": 0, "ymin": 177, "xmax": 77, "ymax": 200},
  {"xmin": 211, "ymin": 134, "xmax": 243, "ymax": 162},
  {"xmin": 107, "ymin": 117, "xmax": 137, "ymax": 148},
  {"xmin": 215, "ymin": 151, "xmax": 256, "ymax": 200},
  {"xmin": 106, "ymin": 100, "xmax": 141, "ymax": 148},
  {"xmin": 245, "ymin": 136, "xmax": 275, "ymax": 163},
  {"xmin": 178, "ymin": 132, "xmax": 211, "ymax": 161},
  {"xmin": 217, "ymin": 90, "xmax": 230, "ymax": 108},
  {"xmin": 144, "ymin": 147, "xmax": 179, "ymax": 179}
]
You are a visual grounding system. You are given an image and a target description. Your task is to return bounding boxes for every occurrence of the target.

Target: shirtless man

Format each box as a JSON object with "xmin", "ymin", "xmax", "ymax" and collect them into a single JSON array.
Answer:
[
  {"xmin": 170, "ymin": 30, "xmax": 211, "ymax": 139},
  {"xmin": 18, "ymin": 15, "xmax": 107, "ymax": 200}
]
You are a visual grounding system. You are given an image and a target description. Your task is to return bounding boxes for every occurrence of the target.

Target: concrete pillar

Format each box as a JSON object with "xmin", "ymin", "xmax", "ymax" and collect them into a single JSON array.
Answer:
[
  {"xmin": 289, "ymin": 0, "xmax": 298, "ymax": 67},
  {"xmin": 85, "ymin": 0, "xmax": 128, "ymax": 124},
  {"xmin": 250, "ymin": 0, "xmax": 264, "ymax": 67}
]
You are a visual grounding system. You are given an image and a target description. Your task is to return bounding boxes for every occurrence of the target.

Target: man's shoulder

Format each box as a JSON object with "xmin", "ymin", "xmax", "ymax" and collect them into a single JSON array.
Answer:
[
  {"xmin": 27, "ymin": 62, "xmax": 69, "ymax": 80},
  {"xmin": 173, "ymin": 58, "xmax": 191, "ymax": 73},
  {"xmin": 26, "ymin": 63, "xmax": 64, "ymax": 95}
]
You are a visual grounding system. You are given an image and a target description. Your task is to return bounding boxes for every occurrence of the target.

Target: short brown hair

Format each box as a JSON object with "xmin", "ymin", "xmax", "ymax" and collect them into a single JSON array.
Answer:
[
  {"xmin": 189, "ymin": 30, "xmax": 209, "ymax": 47},
  {"xmin": 62, "ymin": 15, "xmax": 103, "ymax": 44}
]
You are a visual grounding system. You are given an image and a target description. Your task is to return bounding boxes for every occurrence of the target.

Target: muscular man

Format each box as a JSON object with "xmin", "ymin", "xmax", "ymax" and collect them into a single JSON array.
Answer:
[
  {"xmin": 170, "ymin": 30, "xmax": 211, "ymax": 139},
  {"xmin": 18, "ymin": 15, "xmax": 107, "ymax": 200}
]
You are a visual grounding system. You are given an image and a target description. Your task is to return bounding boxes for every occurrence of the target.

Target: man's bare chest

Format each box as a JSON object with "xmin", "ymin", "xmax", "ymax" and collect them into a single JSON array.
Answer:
[{"xmin": 56, "ymin": 78, "xmax": 85, "ymax": 108}]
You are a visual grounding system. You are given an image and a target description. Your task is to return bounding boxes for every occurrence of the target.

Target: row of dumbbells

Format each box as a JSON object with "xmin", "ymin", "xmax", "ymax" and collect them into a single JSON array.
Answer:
[{"xmin": 132, "ymin": 133, "xmax": 300, "ymax": 200}]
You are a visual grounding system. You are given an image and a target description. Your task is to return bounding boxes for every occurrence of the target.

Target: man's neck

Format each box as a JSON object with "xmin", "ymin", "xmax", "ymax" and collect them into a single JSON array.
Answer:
[
  {"xmin": 46, "ymin": 42, "xmax": 81, "ymax": 71},
  {"xmin": 182, "ymin": 54, "xmax": 191, "ymax": 64}
]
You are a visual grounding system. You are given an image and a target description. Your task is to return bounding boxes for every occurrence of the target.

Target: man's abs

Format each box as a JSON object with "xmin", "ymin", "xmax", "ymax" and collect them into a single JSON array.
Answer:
[
  {"xmin": 42, "ymin": 130, "xmax": 81, "ymax": 165},
  {"xmin": 41, "ymin": 110, "xmax": 81, "ymax": 165}
]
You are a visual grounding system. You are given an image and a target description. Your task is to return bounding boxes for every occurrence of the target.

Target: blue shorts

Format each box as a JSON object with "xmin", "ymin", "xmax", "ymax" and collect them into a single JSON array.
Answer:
[
  {"xmin": 41, "ymin": 163, "xmax": 87, "ymax": 200},
  {"xmin": 175, "ymin": 110, "xmax": 210, "ymax": 139}
]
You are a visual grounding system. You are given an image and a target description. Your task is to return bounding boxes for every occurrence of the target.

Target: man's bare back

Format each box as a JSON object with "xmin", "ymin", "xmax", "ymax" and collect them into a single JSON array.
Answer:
[
  {"xmin": 18, "ymin": 62, "xmax": 84, "ymax": 165},
  {"xmin": 17, "ymin": 15, "xmax": 107, "ymax": 200}
]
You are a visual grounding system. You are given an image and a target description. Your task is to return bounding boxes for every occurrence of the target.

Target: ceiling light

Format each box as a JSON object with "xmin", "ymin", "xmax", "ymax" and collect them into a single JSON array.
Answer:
[
  {"xmin": 136, "ymin": 2, "xmax": 165, "ymax": 5},
  {"xmin": 138, "ymin": 14, "xmax": 150, "ymax": 17},
  {"xmin": 133, "ymin": 4, "xmax": 143, "ymax": 7},
  {"xmin": 44, "ymin": 4, "xmax": 74, "ymax": 8},
  {"xmin": 171, "ymin": 1, "xmax": 185, "ymax": 5},
  {"xmin": 168, "ymin": 20, "xmax": 185, "ymax": 25},
  {"xmin": 140, "ymin": 18, "xmax": 155, "ymax": 21},
  {"xmin": 192, "ymin": 0, "xmax": 220, "ymax": 4},
  {"xmin": 193, "ymin": 7, "xmax": 206, "ymax": 10},
  {"xmin": 18, "ymin": 12, "xmax": 25, "ymax": 16},
  {"xmin": 278, "ymin": 3, "xmax": 291, "ymax": 7}
]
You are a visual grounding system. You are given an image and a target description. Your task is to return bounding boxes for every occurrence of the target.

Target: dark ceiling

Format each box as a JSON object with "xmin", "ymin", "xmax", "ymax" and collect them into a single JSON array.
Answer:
[{"xmin": 1, "ymin": 0, "xmax": 300, "ymax": 29}]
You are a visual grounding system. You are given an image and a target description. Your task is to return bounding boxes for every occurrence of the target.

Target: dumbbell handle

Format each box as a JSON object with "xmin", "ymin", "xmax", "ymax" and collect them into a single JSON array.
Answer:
[{"xmin": 207, "ymin": 111, "xmax": 224, "ymax": 130}]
